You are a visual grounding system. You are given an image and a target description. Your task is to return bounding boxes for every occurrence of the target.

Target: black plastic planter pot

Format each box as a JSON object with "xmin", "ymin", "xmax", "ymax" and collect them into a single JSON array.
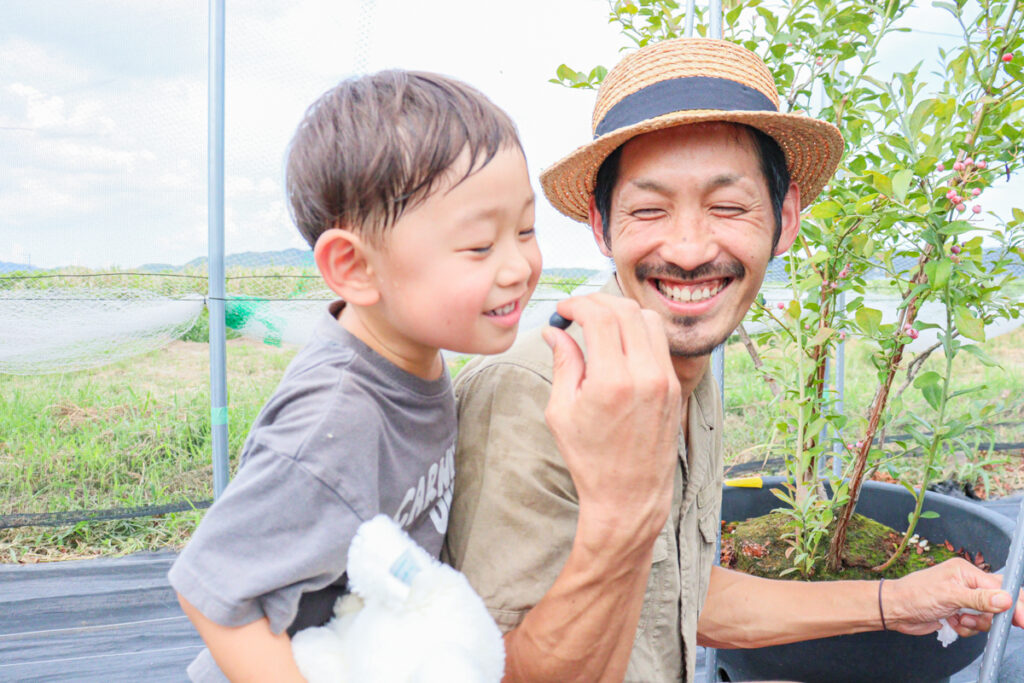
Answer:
[{"xmin": 715, "ymin": 477, "xmax": 1015, "ymax": 683}]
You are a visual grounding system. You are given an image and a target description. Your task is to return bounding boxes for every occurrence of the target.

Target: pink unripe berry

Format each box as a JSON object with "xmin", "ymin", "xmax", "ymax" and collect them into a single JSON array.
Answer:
[
  {"xmin": 777, "ymin": 302, "xmax": 785, "ymax": 310},
  {"xmin": 977, "ymin": 160, "xmax": 987, "ymax": 169},
  {"xmin": 972, "ymin": 204, "xmax": 982, "ymax": 213},
  {"xmin": 909, "ymin": 328, "xmax": 919, "ymax": 339},
  {"xmin": 855, "ymin": 441, "xmax": 864, "ymax": 449},
  {"xmin": 956, "ymin": 203, "xmax": 967, "ymax": 212},
  {"xmin": 839, "ymin": 331, "xmax": 846, "ymax": 341},
  {"xmin": 966, "ymin": 157, "xmax": 975, "ymax": 166},
  {"xmin": 1004, "ymin": 53, "xmax": 1014, "ymax": 63},
  {"xmin": 815, "ymin": 56, "xmax": 824, "ymax": 66},
  {"xmin": 951, "ymin": 244, "xmax": 962, "ymax": 254},
  {"xmin": 953, "ymin": 161, "xmax": 965, "ymax": 172},
  {"xmin": 971, "ymin": 188, "xmax": 981, "ymax": 196},
  {"xmin": 937, "ymin": 162, "xmax": 946, "ymax": 172},
  {"xmin": 946, "ymin": 189, "xmax": 957, "ymax": 200}
]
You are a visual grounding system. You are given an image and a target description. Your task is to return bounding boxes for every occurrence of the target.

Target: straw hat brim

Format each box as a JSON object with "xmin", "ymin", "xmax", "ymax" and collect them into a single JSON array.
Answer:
[{"xmin": 540, "ymin": 109, "xmax": 844, "ymax": 223}]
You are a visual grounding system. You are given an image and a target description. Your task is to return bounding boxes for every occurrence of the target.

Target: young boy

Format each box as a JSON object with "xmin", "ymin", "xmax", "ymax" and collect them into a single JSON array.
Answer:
[{"xmin": 169, "ymin": 70, "xmax": 540, "ymax": 682}]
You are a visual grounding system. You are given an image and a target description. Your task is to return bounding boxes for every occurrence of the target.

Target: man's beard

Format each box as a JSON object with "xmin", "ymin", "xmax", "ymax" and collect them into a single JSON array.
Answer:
[{"xmin": 633, "ymin": 258, "xmax": 746, "ymax": 358}]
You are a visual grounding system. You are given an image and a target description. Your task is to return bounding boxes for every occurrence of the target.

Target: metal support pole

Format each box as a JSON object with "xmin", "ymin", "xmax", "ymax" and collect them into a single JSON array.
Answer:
[
  {"xmin": 685, "ymin": 0, "xmax": 696, "ymax": 37},
  {"xmin": 708, "ymin": 0, "xmax": 722, "ymax": 39},
  {"xmin": 208, "ymin": 0, "xmax": 229, "ymax": 499},
  {"xmin": 978, "ymin": 497, "xmax": 1024, "ymax": 682},
  {"xmin": 711, "ymin": 343, "xmax": 725, "ymax": 411},
  {"xmin": 833, "ymin": 291, "xmax": 846, "ymax": 478},
  {"xmin": 705, "ymin": 8, "xmax": 723, "ymax": 679}
]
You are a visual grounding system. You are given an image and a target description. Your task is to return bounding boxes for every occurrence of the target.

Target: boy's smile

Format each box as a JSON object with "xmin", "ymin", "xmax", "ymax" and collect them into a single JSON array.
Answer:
[{"xmin": 345, "ymin": 145, "xmax": 540, "ymax": 379}]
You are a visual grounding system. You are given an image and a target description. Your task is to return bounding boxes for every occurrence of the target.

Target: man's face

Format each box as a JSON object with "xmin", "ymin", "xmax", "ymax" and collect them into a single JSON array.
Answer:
[{"xmin": 591, "ymin": 123, "xmax": 799, "ymax": 358}]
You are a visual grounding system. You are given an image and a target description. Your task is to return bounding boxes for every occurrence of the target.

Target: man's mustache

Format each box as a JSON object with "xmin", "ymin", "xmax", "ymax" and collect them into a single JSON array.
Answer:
[{"xmin": 635, "ymin": 259, "xmax": 745, "ymax": 283}]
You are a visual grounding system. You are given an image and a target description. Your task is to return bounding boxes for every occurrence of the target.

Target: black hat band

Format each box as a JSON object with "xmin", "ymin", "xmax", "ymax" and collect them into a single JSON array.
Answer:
[{"xmin": 594, "ymin": 76, "xmax": 777, "ymax": 139}]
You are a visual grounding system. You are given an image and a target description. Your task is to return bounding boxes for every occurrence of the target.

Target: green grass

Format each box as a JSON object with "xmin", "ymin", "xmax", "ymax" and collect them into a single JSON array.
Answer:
[
  {"xmin": 2, "ymin": 319, "xmax": 1021, "ymax": 563},
  {"xmin": 0, "ymin": 338, "xmax": 296, "ymax": 562},
  {"xmin": 720, "ymin": 325, "xmax": 1024, "ymax": 480}
]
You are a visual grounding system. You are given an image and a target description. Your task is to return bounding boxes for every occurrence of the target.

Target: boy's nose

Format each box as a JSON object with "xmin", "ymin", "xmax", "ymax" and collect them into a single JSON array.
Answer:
[{"xmin": 497, "ymin": 241, "xmax": 536, "ymax": 287}]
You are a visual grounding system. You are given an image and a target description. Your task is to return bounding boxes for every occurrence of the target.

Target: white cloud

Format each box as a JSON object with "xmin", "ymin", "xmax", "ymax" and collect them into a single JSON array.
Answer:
[{"xmin": 0, "ymin": 0, "xmax": 1018, "ymax": 273}]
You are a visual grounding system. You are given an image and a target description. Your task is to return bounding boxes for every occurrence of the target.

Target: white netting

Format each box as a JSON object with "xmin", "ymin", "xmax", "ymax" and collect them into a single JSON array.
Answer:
[{"xmin": 0, "ymin": 286, "xmax": 204, "ymax": 375}]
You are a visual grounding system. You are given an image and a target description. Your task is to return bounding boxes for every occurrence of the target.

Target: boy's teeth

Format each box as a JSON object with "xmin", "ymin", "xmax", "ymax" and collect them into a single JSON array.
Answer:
[
  {"xmin": 657, "ymin": 280, "xmax": 724, "ymax": 303},
  {"xmin": 488, "ymin": 302, "xmax": 515, "ymax": 316}
]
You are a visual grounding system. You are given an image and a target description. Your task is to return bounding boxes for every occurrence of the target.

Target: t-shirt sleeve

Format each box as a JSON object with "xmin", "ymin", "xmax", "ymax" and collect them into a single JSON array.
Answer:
[
  {"xmin": 443, "ymin": 361, "xmax": 579, "ymax": 633},
  {"xmin": 168, "ymin": 441, "xmax": 362, "ymax": 634}
]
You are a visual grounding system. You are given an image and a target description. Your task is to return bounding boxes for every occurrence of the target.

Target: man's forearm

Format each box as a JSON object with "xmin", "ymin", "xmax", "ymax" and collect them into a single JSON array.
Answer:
[
  {"xmin": 697, "ymin": 566, "xmax": 879, "ymax": 649},
  {"xmin": 502, "ymin": 514, "xmax": 663, "ymax": 683}
]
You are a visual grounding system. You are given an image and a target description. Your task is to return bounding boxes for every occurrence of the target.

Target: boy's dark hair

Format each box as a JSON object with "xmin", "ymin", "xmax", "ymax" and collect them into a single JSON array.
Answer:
[
  {"xmin": 286, "ymin": 70, "xmax": 522, "ymax": 247},
  {"xmin": 593, "ymin": 124, "xmax": 790, "ymax": 252}
]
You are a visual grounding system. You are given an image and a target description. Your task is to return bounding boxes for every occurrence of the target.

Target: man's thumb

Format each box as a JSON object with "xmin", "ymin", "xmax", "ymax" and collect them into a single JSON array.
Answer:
[{"xmin": 985, "ymin": 590, "xmax": 1013, "ymax": 613}]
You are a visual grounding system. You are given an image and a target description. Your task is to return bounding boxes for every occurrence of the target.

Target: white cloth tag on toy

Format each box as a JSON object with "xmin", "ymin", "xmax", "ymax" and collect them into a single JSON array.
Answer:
[
  {"xmin": 936, "ymin": 608, "xmax": 983, "ymax": 647},
  {"xmin": 937, "ymin": 618, "xmax": 957, "ymax": 647}
]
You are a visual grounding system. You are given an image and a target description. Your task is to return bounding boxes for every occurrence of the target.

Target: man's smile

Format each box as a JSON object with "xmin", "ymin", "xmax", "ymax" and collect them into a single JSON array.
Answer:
[{"xmin": 654, "ymin": 277, "xmax": 729, "ymax": 303}]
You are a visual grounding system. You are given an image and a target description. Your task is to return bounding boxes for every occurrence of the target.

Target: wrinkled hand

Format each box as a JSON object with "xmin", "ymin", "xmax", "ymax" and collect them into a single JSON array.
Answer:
[
  {"xmin": 541, "ymin": 294, "xmax": 681, "ymax": 541},
  {"xmin": 887, "ymin": 558, "xmax": 1024, "ymax": 638}
]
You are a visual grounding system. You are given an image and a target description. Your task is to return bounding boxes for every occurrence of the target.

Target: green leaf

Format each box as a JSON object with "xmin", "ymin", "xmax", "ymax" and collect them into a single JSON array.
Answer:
[
  {"xmin": 808, "ymin": 326, "xmax": 835, "ymax": 346},
  {"xmin": 914, "ymin": 370, "xmax": 943, "ymax": 411},
  {"xmin": 811, "ymin": 201, "xmax": 842, "ymax": 219},
  {"xmin": 954, "ymin": 306, "xmax": 986, "ymax": 342},
  {"xmin": 930, "ymin": 258, "xmax": 952, "ymax": 290},
  {"xmin": 961, "ymin": 344, "xmax": 1002, "ymax": 368},
  {"xmin": 556, "ymin": 64, "xmax": 575, "ymax": 82},
  {"xmin": 892, "ymin": 169, "xmax": 914, "ymax": 203},
  {"xmin": 920, "ymin": 511, "xmax": 940, "ymax": 519},
  {"xmin": 855, "ymin": 307, "xmax": 882, "ymax": 336}
]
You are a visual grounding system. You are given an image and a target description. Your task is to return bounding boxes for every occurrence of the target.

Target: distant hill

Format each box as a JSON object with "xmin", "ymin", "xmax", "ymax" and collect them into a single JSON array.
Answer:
[
  {"xmin": 138, "ymin": 248, "xmax": 315, "ymax": 272},
  {"xmin": 0, "ymin": 262, "xmax": 37, "ymax": 274},
  {"xmin": 763, "ymin": 248, "xmax": 1023, "ymax": 283}
]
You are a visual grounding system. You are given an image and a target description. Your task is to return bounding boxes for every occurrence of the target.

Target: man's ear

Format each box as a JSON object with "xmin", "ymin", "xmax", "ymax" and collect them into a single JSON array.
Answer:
[
  {"xmin": 588, "ymin": 196, "xmax": 613, "ymax": 258},
  {"xmin": 773, "ymin": 181, "xmax": 803, "ymax": 256},
  {"xmin": 313, "ymin": 228, "xmax": 380, "ymax": 306}
]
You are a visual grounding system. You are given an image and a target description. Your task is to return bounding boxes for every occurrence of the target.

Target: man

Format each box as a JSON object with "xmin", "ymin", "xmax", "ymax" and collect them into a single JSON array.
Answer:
[{"xmin": 444, "ymin": 38, "xmax": 1024, "ymax": 682}]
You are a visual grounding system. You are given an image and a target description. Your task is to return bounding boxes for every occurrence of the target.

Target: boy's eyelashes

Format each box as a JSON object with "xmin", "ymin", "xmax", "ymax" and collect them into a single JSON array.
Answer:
[{"xmin": 460, "ymin": 227, "xmax": 536, "ymax": 254}]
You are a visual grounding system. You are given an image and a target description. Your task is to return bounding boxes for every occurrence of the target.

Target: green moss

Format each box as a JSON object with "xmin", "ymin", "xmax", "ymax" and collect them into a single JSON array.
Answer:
[{"xmin": 723, "ymin": 511, "xmax": 958, "ymax": 580}]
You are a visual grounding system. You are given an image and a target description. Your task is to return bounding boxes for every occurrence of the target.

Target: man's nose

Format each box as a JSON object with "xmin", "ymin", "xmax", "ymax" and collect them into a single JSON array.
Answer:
[{"xmin": 658, "ymin": 212, "xmax": 721, "ymax": 270}]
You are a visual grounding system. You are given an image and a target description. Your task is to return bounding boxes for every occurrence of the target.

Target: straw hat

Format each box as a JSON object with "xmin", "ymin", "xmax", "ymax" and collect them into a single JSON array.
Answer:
[{"xmin": 540, "ymin": 38, "xmax": 844, "ymax": 222}]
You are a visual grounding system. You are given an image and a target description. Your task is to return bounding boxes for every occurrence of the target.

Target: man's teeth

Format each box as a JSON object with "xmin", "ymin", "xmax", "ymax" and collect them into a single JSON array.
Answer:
[
  {"xmin": 487, "ymin": 302, "xmax": 516, "ymax": 316},
  {"xmin": 657, "ymin": 280, "xmax": 725, "ymax": 303}
]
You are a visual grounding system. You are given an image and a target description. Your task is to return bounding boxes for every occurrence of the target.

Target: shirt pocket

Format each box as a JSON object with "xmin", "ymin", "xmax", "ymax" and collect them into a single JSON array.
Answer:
[
  {"xmin": 636, "ymin": 523, "xmax": 672, "ymax": 632},
  {"xmin": 696, "ymin": 480, "xmax": 721, "ymax": 602}
]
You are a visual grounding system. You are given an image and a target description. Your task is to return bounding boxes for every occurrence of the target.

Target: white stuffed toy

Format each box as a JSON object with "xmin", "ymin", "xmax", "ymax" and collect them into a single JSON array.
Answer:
[{"xmin": 291, "ymin": 515, "xmax": 505, "ymax": 682}]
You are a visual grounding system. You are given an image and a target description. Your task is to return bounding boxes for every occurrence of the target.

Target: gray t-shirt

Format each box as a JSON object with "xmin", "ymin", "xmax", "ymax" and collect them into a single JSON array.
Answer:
[{"xmin": 168, "ymin": 302, "xmax": 456, "ymax": 681}]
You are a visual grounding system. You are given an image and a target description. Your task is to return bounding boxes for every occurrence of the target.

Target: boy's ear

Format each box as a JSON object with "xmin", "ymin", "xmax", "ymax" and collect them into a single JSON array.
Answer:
[{"xmin": 313, "ymin": 228, "xmax": 380, "ymax": 306}]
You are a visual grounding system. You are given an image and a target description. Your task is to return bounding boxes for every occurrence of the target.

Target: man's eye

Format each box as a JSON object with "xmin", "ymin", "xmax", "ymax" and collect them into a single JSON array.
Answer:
[
  {"xmin": 713, "ymin": 205, "xmax": 745, "ymax": 214},
  {"xmin": 632, "ymin": 208, "xmax": 662, "ymax": 217},
  {"xmin": 519, "ymin": 228, "xmax": 536, "ymax": 239},
  {"xmin": 467, "ymin": 244, "xmax": 492, "ymax": 254}
]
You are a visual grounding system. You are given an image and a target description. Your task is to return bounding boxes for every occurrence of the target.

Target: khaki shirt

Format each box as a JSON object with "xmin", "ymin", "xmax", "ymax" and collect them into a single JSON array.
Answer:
[{"xmin": 444, "ymin": 279, "xmax": 725, "ymax": 682}]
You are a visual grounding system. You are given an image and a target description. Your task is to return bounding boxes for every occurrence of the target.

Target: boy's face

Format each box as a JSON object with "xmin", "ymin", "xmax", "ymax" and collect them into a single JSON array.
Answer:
[{"xmin": 363, "ymin": 145, "xmax": 541, "ymax": 363}]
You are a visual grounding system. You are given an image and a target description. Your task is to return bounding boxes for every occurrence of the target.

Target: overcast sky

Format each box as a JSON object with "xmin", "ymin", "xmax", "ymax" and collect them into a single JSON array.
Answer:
[{"xmin": 1, "ymin": 0, "xmax": 1019, "ymax": 271}]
